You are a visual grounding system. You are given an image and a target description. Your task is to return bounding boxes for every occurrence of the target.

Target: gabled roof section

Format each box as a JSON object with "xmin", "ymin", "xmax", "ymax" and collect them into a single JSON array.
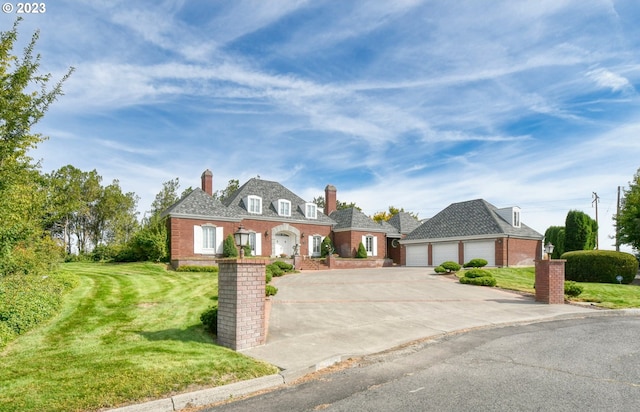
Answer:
[
  {"xmin": 405, "ymin": 199, "xmax": 543, "ymax": 240},
  {"xmin": 162, "ymin": 188, "xmax": 240, "ymax": 220},
  {"xmin": 388, "ymin": 212, "xmax": 421, "ymax": 234},
  {"xmin": 223, "ymin": 177, "xmax": 334, "ymax": 224},
  {"xmin": 330, "ymin": 208, "xmax": 387, "ymax": 232}
]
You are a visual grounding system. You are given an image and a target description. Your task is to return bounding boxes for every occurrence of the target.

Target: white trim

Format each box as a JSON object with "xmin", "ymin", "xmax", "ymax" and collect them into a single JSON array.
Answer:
[
  {"xmin": 278, "ymin": 199, "xmax": 291, "ymax": 217},
  {"xmin": 304, "ymin": 203, "xmax": 318, "ymax": 219},
  {"xmin": 246, "ymin": 195, "xmax": 262, "ymax": 214},
  {"xmin": 215, "ymin": 226, "xmax": 224, "ymax": 254}
]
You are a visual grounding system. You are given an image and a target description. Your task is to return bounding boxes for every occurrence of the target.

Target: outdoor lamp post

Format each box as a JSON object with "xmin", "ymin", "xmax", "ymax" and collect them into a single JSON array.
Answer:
[
  {"xmin": 544, "ymin": 242, "xmax": 554, "ymax": 260},
  {"xmin": 234, "ymin": 225, "xmax": 250, "ymax": 258}
]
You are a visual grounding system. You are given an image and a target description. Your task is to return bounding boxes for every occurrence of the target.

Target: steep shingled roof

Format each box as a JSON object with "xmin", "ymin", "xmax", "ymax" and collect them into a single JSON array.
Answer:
[
  {"xmin": 388, "ymin": 212, "xmax": 421, "ymax": 234},
  {"xmin": 405, "ymin": 199, "xmax": 543, "ymax": 240},
  {"xmin": 222, "ymin": 177, "xmax": 334, "ymax": 224},
  {"xmin": 161, "ymin": 188, "xmax": 240, "ymax": 220},
  {"xmin": 330, "ymin": 208, "xmax": 387, "ymax": 232}
]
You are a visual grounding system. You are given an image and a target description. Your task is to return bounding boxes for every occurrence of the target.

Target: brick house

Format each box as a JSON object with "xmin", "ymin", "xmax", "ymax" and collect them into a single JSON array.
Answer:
[
  {"xmin": 163, "ymin": 170, "xmax": 388, "ymax": 268},
  {"xmin": 401, "ymin": 199, "xmax": 543, "ymax": 267}
]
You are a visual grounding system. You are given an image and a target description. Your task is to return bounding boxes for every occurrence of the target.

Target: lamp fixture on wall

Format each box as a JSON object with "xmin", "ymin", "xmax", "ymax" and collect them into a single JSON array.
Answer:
[{"xmin": 264, "ymin": 230, "xmax": 269, "ymax": 237}]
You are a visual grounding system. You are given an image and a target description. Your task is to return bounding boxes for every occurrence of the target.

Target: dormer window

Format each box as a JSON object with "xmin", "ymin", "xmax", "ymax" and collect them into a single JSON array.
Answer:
[
  {"xmin": 305, "ymin": 203, "xmax": 317, "ymax": 219},
  {"xmin": 247, "ymin": 195, "xmax": 262, "ymax": 214},
  {"xmin": 278, "ymin": 199, "xmax": 291, "ymax": 217},
  {"xmin": 513, "ymin": 209, "xmax": 521, "ymax": 228}
]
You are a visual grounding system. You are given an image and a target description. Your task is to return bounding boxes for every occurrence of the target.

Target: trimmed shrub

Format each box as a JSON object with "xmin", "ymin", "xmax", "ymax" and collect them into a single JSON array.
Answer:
[
  {"xmin": 265, "ymin": 285, "xmax": 278, "ymax": 297},
  {"xmin": 463, "ymin": 268, "xmax": 492, "ymax": 278},
  {"xmin": 273, "ymin": 261, "xmax": 294, "ymax": 271},
  {"xmin": 441, "ymin": 261, "xmax": 461, "ymax": 273},
  {"xmin": 266, "ymin": 264, "xmax": 284, "ymax": 278},
  {"xmin": 223, "ymin": 234, "xmax": 238, "ymax": 258},
  {"xmin": 175, "ymin": 265, "xmax": 219, "ymax": 273},
  {"xmin": 460, "ymin": 275, "xmax": 497, "ymax": 287},
  {"xmin": 321, "ymin": 236, "xmax": 334, "ymax": 258},
  {"xmin": 265, "ymin": 271, "xmax": 272, "ymax": 284},
  {"xmin": 434, "ymin": 265, "xmax": 446, "ymax": 274},
  {"xmin": 200, "ymin": 306, "xmax": 217, "ymax": 334},
  {"xmin": 356, "ymin": 242, "xmax": 368, "ymax": 258},
  {"xmin": 564, "ymin": 281, "xmax": 583, "ymax": 297},
  {"xmin": 562, "ymin": 250, "xmax": 638, "ymax": 284},
  {"xmin": 463, "ymin": 258, "xmax": 488, "ymax": 268}
]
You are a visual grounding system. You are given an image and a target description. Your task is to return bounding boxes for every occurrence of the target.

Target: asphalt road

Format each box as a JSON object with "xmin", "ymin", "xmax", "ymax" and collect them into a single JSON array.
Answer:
[{"xmin": 203, "ymin": 315, "xmax": 640, "ymax": 412}]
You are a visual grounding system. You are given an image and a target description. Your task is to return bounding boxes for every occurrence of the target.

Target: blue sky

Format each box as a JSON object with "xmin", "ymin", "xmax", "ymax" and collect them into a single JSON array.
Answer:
[{"xmin": 4, "ymin": 0, "xmax": 640, "ymax": 251}]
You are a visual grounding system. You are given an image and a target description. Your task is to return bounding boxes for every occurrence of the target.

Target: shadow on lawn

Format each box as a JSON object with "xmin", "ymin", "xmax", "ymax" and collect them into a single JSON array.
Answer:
[{"xmin": 137, "ymin": 324, "xmax": 216, "ymax": 344}]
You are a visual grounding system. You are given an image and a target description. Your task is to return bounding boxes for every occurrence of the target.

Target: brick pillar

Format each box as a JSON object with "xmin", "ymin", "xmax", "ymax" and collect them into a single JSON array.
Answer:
[
  {"xmin": 217, "ymin": 259, "xmax": 268, "ymax": 350},
  {"xmin": 535, "ymin": 259, "xmax": 566, "ymax": 304}
]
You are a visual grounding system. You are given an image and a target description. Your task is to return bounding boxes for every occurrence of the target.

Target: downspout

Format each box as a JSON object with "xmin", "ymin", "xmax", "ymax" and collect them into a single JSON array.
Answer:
[{"xmin": 506, "ymin": 235, "xmax": 510, "ymax": 268}]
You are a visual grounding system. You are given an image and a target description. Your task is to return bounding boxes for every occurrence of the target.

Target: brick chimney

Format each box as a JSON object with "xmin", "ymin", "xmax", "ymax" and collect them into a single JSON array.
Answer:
[
  {"xmin": 325, "ymin": 184, "xmax": 337, "ymax": 215},
  {"xmin": 201, "ymin": 169, "xmax": 213, "ymax": 195}
]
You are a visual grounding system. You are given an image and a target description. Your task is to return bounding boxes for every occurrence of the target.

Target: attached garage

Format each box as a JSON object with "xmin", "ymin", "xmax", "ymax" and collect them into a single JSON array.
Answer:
[
  {"xmin": 464, "ymin": 240, "xmax": 495, "ymax": 267},
  {"xmin": 405, "ymin": 244, "xmax": 428, "ymax": 267},
  {"xmin": 431, "ymin": 242, "xmax": 458, "ymax": 266}
]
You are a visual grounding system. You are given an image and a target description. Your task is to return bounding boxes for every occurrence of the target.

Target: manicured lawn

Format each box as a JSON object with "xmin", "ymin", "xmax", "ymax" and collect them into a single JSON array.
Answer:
[
  {"xmin": 0, "ymin": 262, "xmax": 277, "ymax": 412},
  {"xmin": 483, "ymin": 267, "xmax": 640, "ymax": 309}
]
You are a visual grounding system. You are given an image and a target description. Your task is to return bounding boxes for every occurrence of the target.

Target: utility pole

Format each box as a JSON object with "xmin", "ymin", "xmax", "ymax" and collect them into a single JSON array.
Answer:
[
  {"xmin": 592, "ymin": 192, "xmax": 600, "ymax": 249},
  {"xmin": 616, "ymin": 186, "xmax": 621, "ymax": 252}
]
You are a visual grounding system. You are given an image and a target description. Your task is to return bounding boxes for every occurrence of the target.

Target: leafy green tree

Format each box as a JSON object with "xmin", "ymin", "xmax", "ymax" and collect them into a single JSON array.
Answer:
[
  {"xmin": 564, "ymin": 210, "xmax": 597, "ymax": 252},
  {"xmin": 213, "ymin": 179, "xmax": 239, "ymax": 202},
  {"xmin": 0, "ymin": 19, "xmax": 73, "ymax": 276},
  {"xmin": 372, "ymin": 206, "xmax": 419, "ymax": 222},
  {"xmin": 150, "ymin": 178, "xmax": 180, "ymax": 216},
  {"xmin": 312, "ymin": 196, "xmax": 361, "ymax": 212},
  {"xmin": 616, "ymin": 168, "xmax": 640, "ymax": 251}
]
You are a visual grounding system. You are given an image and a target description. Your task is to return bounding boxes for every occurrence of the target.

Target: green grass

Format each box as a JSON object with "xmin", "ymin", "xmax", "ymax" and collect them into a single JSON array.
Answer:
[
  {"xmin": 0, "ymin": 262, "xmax": 277, "ymax": 412},
  {"xmin": 481, "ymin": 267, "xmax": 640, "ymax": 309}
]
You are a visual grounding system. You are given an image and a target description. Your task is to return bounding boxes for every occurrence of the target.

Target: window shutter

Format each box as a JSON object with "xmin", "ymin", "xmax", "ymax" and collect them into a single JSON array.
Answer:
[
  {"xmin": 215, "ymin": 227, "xmax": 224, "ymax": 254},
  {"xmin": 194, "ymin": 226, "xmax": 203, "ymax": 254},
  {"xmin": 255, "ymin": 234, "xmax": 262, "ymax": 256},
  {"xmin": 361, "ymin": 235, "xmax": 366, "ymax": 249},
  {"xmin": 373, "ymin": 236, "xmax": 378, "ymax": 257}
]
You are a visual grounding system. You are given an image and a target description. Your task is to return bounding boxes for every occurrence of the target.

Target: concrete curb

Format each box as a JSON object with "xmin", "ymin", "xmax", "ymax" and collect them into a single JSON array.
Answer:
[{"xmin": 108, "ymin": 309, "xmax": 640, "ymax": 412}]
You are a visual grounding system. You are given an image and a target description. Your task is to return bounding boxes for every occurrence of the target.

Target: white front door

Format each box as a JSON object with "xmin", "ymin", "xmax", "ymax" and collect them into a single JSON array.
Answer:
[{"xmin": 274, "ymin": 233, "xmax": 293, "ymax": 257}]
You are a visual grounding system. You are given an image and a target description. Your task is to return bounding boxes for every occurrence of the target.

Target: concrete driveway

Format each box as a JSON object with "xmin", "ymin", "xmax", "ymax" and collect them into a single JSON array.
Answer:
[{"xmin": 243, "ymin": 267, "xmax": 596, "ymax": 377}]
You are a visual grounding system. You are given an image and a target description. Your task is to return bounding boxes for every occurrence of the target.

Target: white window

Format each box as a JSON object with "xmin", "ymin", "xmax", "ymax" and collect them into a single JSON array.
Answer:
[
  {"xmin": 362, "ymin": 234, "xmax": 378, "ymax": 257},
  {"xmin": 194, "ymin": 225, "xmax": 223, "ymax": 255},
  {"xmin": 305, "ymin": 203, "xmax": 317, "ymax": 219},
  {"xmin": 365, "ymin": 236, "xmax": 374, "ymax": 254},
  {"xmin": 247, "ymin": 195, "xmax": 262, "ymax": 214},
  {"xmin": 312, "ymin": 235, "xmax": 322, "ymax": 256},
  {"xmin": 278, "ymin": 199, "xmax": 291, "ymax": 217},
  {"xmin": 248, "ymin": 231, "xmax": 262, "ymax": 256},
  {"xmin": 203, "ymin": 226, "xmax": 216, "ymax": 250},
  {"xmin": 513, "ymin": 210, "xmax": 521, "ymax": 228}
]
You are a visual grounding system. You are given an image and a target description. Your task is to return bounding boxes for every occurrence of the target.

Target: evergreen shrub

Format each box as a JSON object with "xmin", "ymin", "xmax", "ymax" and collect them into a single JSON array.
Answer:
[
  {"xmin": 561, "ymin": 250, "xmax": 638, "ymax": 284},
  {"xmin": 200, "ymin": 307, "xmax": 217, "ymax": 334},
  {"xmin": 434, "ymin": 265, "xmax": 446, "ymax": 274},
  {"xmin": 564, "ymin": 281, "xmax": 583, "ymax": 297},
  {"xmin": 356, "ymin": 242, "xmax": 368, "ymax": 258},
  {"xmin": 441, "ymin": 261, "xmax": 461, "ymax": 273},
  {"xmin": 460, "ymin": 275, "xmax": 497, "ymax": 287},
  {"xmin": 463, "ymin": 258, "xmax": 488, "ymax": 268}
]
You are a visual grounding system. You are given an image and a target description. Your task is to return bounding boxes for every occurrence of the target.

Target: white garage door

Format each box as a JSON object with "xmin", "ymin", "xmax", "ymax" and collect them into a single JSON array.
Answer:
[
  {"xmin": 432, "ymin": 242, "xmax": 459, "ymax": 266},
  {"xmin": 464, "ymin": 240, "xmax": 495, "ymax": 267},
  {"xmin": 406, "ymin": 244, "xmax": 428, "ymax": 267}
]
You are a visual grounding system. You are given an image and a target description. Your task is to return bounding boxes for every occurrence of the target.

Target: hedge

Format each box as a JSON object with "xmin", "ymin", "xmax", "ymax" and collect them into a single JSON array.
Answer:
[
  {"xmin": 561, "ymin": 250, "xmax": 638, "ymax": 284},
  {"xmin": 463, "ymin": 258, "xmax": 488, "ymax": 268}
]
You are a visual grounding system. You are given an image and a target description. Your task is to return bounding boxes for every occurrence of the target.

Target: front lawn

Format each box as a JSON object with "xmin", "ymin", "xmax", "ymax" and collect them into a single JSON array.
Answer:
[
  {"xmin": 0, "ymin": 262, "xmax": 277, "ymax": 412},
  {"xmin": 482, "ymin": 267, "xmax": 640, "ymax": 309}
]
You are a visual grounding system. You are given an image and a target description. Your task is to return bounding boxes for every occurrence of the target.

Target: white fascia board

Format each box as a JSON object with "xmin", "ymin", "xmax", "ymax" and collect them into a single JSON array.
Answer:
[
  {"xmin": 168, "ymin": 213, "xmax": 241, "ymax": 222},
  {"xmin": 240, "ymin": 215, "xmax": 334, "ymax": 226}
]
